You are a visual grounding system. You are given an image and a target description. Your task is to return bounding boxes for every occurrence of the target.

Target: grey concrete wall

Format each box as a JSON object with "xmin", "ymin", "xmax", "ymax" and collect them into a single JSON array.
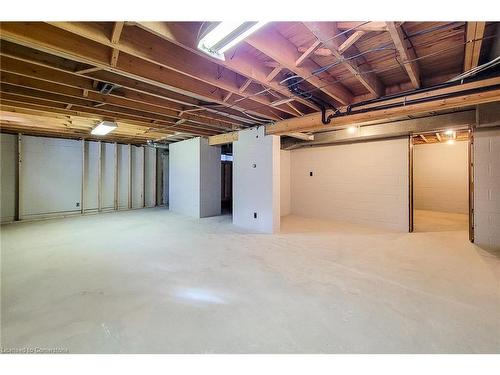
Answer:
[
  {"xmin": 101, "ymin": 142, "xmax": 115, "ymax": 209},
  {"xmin": 200, "ymin": 138, "xmax": 221, "ymax": 218},
  {"xmin": 289, "ymin": 138, "xmax": 409, "ymax": 231},
  {"xmin": 21, "ymin": 136, "xmax": 82, "ymax": 219},
  {"xmin": 84, "ymin": 141, "xmax": 99, "ymax": 211},
  {"xmin": 131, "ymin": 145, "xmax": 144, "ymax": 209},
  {"xmin": 118, "ymin": 144, "xmax": 129, "ymax": 209},
  {"xmin": 280, "ymin": 149, "xmax": 291, "ymax": 217},
  {"xmin": 169, "ymin": 138, "xmax": 200, "ymax": 217},
  {"xmin": 414, "ymin": 141, "xmax": 468, "ymax": 214},
  {"xmin": 233, "ymin": 127, "xmax": 280, "ymax": 233},
  {"xmin": 474, "ymin": 128, "xmax": 500, "ymax": 250},
  {"xmin": 1, "ymin": 134, "xmax": 17, "ymax": 222},
  {"xmin": 145, "ymin": 147, "xmax": 156, "ymax": 207},
  {"xmin": 169, "ymin": 137, "xmax": 221, "ymax": 218}
]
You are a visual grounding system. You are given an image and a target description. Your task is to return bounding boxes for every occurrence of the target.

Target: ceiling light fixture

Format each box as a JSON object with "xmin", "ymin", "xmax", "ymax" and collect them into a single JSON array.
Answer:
[
  {"xmin": 444, "ymin": 129, "xmax": 455, "ymax": 137},
  {"xmin": 198, "ymin": 22, "xmax": 268, "ymax": 60},
  {"xmin": 91, "ymin": 121, "xmax": 117, "ymax": 136},
  {"xmin": 347, "ymin": 126, "xmax": 357, "ymax": 134}
]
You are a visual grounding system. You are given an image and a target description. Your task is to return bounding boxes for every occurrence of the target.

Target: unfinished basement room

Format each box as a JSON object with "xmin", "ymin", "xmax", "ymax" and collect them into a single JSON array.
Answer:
[{"xmin": 1, "ymin": 10, "xmax": 500, "ymax": 363}]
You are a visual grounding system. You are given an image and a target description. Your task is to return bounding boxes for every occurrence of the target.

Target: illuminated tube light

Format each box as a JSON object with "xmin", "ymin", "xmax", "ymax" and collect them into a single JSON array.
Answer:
[
  {"xmin": 445, "ymin": 129, "xmax": 456, "ymax": 137},
  {"xmin": 347, "ymin": 126, "xmax": 357, "ymax": 134},
  {"xmin": 198, "ymin": 22, "xmax": 268, "ymax": 60},
  {"xmin": 91, "ymin": 121, "xmax": 117, "ymax": 136}
]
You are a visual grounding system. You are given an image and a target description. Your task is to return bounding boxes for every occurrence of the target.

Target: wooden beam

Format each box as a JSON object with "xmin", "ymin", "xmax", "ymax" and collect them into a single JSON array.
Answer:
[
  {"xmin": 246, "ymin": 26, "xmax": 353, "ymax": 105},
  {"xmin": 238, "ymin": 78, "xmax": 252, "ymax": 93},
  {"xmin": 338, "ymin": 31, "xmax": 365, "ymax": 54},
  {"xmin": 386, "ymin": 22, "xmax": 421, "ymax": 89},
  {"xmin": 336, "ymin": 22, "xmax": 388, "ymax": 32},
  {"xmin": 111, "ymin": 22, "xmax": 125, "ymax": 44},
  {"xmin": 419, "ymin": 134, "xmax": 429, "ymax": 143},
  {"xmin": 75, "ymin": 66, "xmax": 101, "ymax": 74},
  {"xmin": 133, "ymin": 22, "xmax": 319, "ymax": 111},
  {"xmin": 286, "ymin": 132, "xmax": 314, "ymax": 141},
  {"xmin": 110, "ymin": 48, "xmax": 120, "ymax": 67},
  {"xmin": 265, "ymin": 66, "xmax": 282, "ymax": 82},
  {"xmin": 436, "ymin": 133, "xmax": 442, "ymax": 142},
  {"xmin": 208, "ymin": 131, "xmax": 239, "ymax": 146},
  {"xmin": 222, "ymin": 92, "xmax": 233, "ymax": 103},
  {"xmin": 265, "ymin": 79, "xmax": 500, "ymax": 135},
  {"xmin": 295, "ymin": 40, "xmax": 321, "ymax": 67},
  {"xmin": 464, "ymin": 22, "xmax": 486, "ymax": 72},
  {"xmin": 303, "ymin": 22, "xmax": 384, "ymax": 97}
]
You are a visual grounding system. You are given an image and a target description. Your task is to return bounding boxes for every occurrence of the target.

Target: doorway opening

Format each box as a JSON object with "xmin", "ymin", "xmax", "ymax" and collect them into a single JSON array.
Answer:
[
  {"xmin": 221, "ymin": 143, "xmax": 233, "ymax": 215},
  {"xmin": 410, "ymin": 129, "xmax": 472, "ymax": 235}
]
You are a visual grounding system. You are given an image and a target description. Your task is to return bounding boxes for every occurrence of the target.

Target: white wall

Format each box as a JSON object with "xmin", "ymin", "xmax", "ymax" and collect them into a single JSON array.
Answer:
[
  {"xmin": 474, "ymin": 128, "xmax": 500, "ymax": 250},
  {"xmin": 144, "ymin": 147, "xmax": 156, "ymax": 207},
  {"xmin": 169, "ymin": 137, "xmax": 221, "ymax": 218},
  {"xmin": 131, "ymin": 145, "xmax": 144, "ymax": 209},
  {"xmin": 1, "ymin": 134, "xmax": 17, "ymax": 222},
  {"xmin": 414, "ymin": 141, "xmax": 468, "ymax": 214},
  {"xmin": 233, "ymin": 127, "xmax": 280, "ymax": 233},
  {"xmin": 20, "ymin": 136, "xmax": 82, "ymax": 219},
  {"xmin": 0, "ymin": 135, "xmax": 157, "ymax": 223},
  {"xmin": 118, "ymin": 144, "xmax": 129, "ymax": 209},
  {"xmin": 289, "ymin": 138, "xmax": 409, "ymax": 231},
  {"xmin": 280, "ymin": 149, "xmax": 291, "ymax": 216},
  {"xmin": 84, "ymin": 141, "xmax": 99, "ymax": 211}
]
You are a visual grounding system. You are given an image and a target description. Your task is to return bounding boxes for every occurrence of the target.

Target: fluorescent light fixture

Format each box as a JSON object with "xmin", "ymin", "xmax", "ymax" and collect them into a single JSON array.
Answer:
[
  {"xmin": 347, "ymin": 126, "xmax": 357, "ymax": 134},
  {"xmin": 91, "ymin": 121, "xmax": 117, "ymax": 136},
  {"xmin": 198, "ymin": 22, "xmax": 268, "ymax": 60},
  {"xmin": 446, "ymin": 139, "xmax": 455, "ymax": 145},
  {"xmin": 444, "ymin": 129, "xmax": 455, "ymax": 137}
]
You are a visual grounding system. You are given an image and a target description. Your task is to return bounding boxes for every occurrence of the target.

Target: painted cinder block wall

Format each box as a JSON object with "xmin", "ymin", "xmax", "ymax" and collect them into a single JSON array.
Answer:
[
  {"xmin": 287, "ymin": 137, "xmax": 409, "ymax": 231},
  {"xmin": 0, "ymin": 134, "xmax": 157, "ymax": 223},
  {"xmin": 233, "ymin": 127, "xmax": 280, "ymax": 233},
  {"xmin": 414, "ymin": 142, "xmax": 469, "ymax": 214}
]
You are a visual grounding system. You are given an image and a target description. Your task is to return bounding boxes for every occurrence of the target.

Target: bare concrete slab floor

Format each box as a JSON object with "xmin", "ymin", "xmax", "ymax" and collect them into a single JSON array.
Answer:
[
  {"xmin": 414, "ymin": 209, "xmax": 469, "ymax": 232},
  {"xmin": 1, "ymin": 209, "xmax": 499, "ymax": 353}
]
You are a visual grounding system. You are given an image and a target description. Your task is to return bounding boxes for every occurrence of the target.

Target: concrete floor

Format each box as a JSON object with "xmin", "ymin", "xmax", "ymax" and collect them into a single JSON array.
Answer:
[
  {"xmin": 414, "ymin": 209, "xmax": 469, "ymax": 232},
  {"xmin": 1, "ymin": 208, "xmax": 499, "ymax": 353}
]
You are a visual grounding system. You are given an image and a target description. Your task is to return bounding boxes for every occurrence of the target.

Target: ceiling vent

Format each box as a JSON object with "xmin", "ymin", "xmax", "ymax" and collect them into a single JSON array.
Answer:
[{"xmin": 97, "ymin": 82, "xmax": 119, "ymax": 95}]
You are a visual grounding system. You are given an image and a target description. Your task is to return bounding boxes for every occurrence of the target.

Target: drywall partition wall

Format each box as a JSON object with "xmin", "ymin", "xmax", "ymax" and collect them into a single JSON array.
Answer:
[
  {"xmin": 280, "ymin": 150, "xmax": 291, "ymax": 216},
  {"xmin": 474, "ymin": 128, "xmax": 500, "ymax": 250},
  {"xmin": 118, "ymin": 144, "xmax": 129, "ymax": 209},
  {"xmin": 414, "ymin": 142, "xmax": 468, "ymax": 214},
  {"xmin": 233, "ymin": 127, "xmax": 280, "ymax": 233},
  {"xmin": 20, "ymin": 136, "xmax": 82, "ymax": 219},
  {"xmin": 169, "ymin": 138, "xmax": 200, "ymax": 217},
  {"xmin": 84, "ymin": 141, "xmax": 99, "ymax": 211},
  {"xmin": 101, "ymin": 142, "xmax": 115, "ymax": 210},
  {"xmin": 169, "ymin": 137, "xmax": 221, "ymax": 218},
  {"xmin": 144, "ymin": 147, "xmax": 156, "ymax": 207},
  {"xmin": 200, "ymin": 139, "xmax": 221, "ymax": 217},
  {"xmin": 131, "ymin": 145, "xmax": 144, "ymax": 209},
  {"xmin": 1, "ymin": 134, "xmax": 17, "ymax": 223},
  {"xmin": 290, "ymin": 138, "xmax": 409, "ymax": 231}
]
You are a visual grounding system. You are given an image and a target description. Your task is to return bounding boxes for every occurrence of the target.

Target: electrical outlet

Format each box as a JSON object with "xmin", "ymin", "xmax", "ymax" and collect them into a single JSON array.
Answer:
[
  {"xmin": 310, "ymin": 171, "xmax": 313, "ymax": 176},
  {"xmin": 76, "ymin": 202, "xmax": 80, "ymax": 207},
  {"xmin": 253, "ymin": 212, "xmax": 257, "ymax": 219}
]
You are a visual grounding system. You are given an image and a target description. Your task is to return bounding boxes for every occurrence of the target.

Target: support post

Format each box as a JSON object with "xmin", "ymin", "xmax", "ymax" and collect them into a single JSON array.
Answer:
[
  {"xmin": 114, "ymin": 142, "xmax": 118, "ymax": 210},
  {"xmin": 98, "ymin": 141, "xmax": 102, "ymax": 212},
  {"xmin": 142, "ymin": 146, "xmax": 146, "ymax": 208},
  {"xmin": 128, "ymin": 144, "xmax": 132, "ymax": 209},
  {"xmin": 81, "ymin": 139, "xmax": 85, "ymax": 215},
  {"xmin": 469, "ymin": 128, "xmax": 475, "ymax": 242},
  {"xmin": 153, "ymin": 148, "xmax": 157, "ymax": 207},
  {"xmin": 16, "ymin": 133, "xmax": 22, "ymax": 221},
  {"xmin": 408, "ymin": 135, "xmax": 414, "ymax": 233}
]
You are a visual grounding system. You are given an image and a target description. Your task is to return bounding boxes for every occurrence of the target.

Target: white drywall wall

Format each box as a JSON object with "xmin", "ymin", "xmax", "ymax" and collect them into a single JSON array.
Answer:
[
  {"xmin": 474, "ymin": 128, "xmax": 500, "ymax": 250},
  {"xmin": 169, "ymin": 137, "xmax": 221, "ymax": 218},
  {"xmin": 169, "ymin": 138, "xmax": 200, "ymax": 217},
  {"xmin": 414, "ymin": 141, "xmax": 468, "ymax": 214},
  {"xmin": 84, "ymin": 141, "xmax": 99, "ymax": 211},
  {"xmin": 233, "ymin": 127, "xmax": 280, "ymax": 233},
  {"xmin": 131, "ymin": 145, "xmax": 144, "ymax": 209},
  {"xmin": 20, "ymin": 136, "xmax": 82, "ymax": 219},
  {"xmin": 290, "ymin": 138, "xmax": 409, "ymax": 231},
  {"xmin": 1, "ymin": 134, "xmax": 17, "ymax": 222},
  {"xmin": 118, "ymin": 144, "xmax": 129, "ymax": 209},
  {"xmin": 200, "ymin": 138, "xmax": 221, "ymax": 217},
  {"xmin": 144, "ymin": 147, "xmax": 156, "ymax": 207},
  {"xmin": 101, "ymin": 142, "xmax": 115, "ymax": 209},
  {"xmin": 280, "ymin": 150, "xmax": 291, "ymax": 216}
]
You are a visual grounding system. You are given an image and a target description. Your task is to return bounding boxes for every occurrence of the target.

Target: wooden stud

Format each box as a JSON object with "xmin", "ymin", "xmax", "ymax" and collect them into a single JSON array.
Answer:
[
  {"xmin": 468, "ymin": 129, "xmax": 474, "ymax": 242},
  {"xmin": 464, "ymin": 22, "xmax": 486, "ymax": 72},
  {"xmin": 110, "ymin": 48, "xmax": 120, "ymax": 68},
  {"xmin": 111, "ymin": 22, "xmax": 125, "ymax": 44},
  {"xmin": 114, "ymin": 142, "xmax": 118, "ymax": 210},
  {"xmin": 16, "ymin": 133, "xmax": 22, "ymax": 221},
  {"xmin": 295, "ymin": 40, "xmax": 321, "ymax": 67},
  {"xmin": 75, "ymin": 66, "xmax": 102, "ymax": 75},
  {"xmin": 265, "ymin": 66, "xmax": 282, "ymax": 82},
  {"xmin": 436, "ymin": 132, "xmax": 442, "ymax": 142},
  {"xmin": 338, "ymin": 31, "xmax": 365, "ymax": 54},
  {"xmin": 419, "ymin": 134, "xmax": 428, "ymax": 143},
  {"xmin": 153, "ymin": 148, "xmax": 157, "ymax": 207},
  {"xmin": 128, "ymin": 144, "xmax": 132, "ymax": 209},
  {"xmin": 408, "ymin": 135, "xmax": 414, "ymax": 233},
  {"xmin": 238, "ymin": 78, "xmax": 252, "ymax": 93},
  {"xmin": 98, "ymin": 140, "xmax": 102, "ymax": 212},
  {"xmin": 336, "ymin": 22, "xmax": 388, "ymax": 32},
  {"xmin": 81, "ymin": 139, "xmax": 85, "ymax": 214},
  {"xmin": 142, "ymin": 146, "xmax": 146, "ymax": 208}
]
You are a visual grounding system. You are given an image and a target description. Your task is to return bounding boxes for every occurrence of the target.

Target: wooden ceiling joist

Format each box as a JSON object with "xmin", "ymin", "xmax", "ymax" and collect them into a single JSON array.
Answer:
[
  {"xmin": 336, "ymin": 22, "xmax": 388, "ymax": 32},
  {"xmin": 386, "ymin": 22, "xmax": 421, "ymax": 89},
  {"xmin": 464, "ymin": 22, "xmax": 486, "ymax": 72},
  {"xmin": 303, "ymin": 22, "xmax": 384, "ymax": 97}
]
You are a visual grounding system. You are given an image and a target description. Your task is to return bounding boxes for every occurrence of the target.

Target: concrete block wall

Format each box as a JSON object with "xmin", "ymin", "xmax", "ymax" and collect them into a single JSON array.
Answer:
[
  {"xmin": 289, "ymin": 138, "xmax": 409, "ymax": 231},
  {"xmin": 233, "ymin": 127, "xmax": 280, "ymax": 233},
  {"xmin": 414, "ymin": 141, "xmax": 469, "ymax": 214},
  {"xmin": 474, "ymin": 128, "xmax": 500, "ymax": 250},
  {"xmin": 0, "ymin": 134, "xmax": 157, "ymax": 223},
  {"xmin": 169, "ymin": 137, "xmax": 221, "ymax": 218}
]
